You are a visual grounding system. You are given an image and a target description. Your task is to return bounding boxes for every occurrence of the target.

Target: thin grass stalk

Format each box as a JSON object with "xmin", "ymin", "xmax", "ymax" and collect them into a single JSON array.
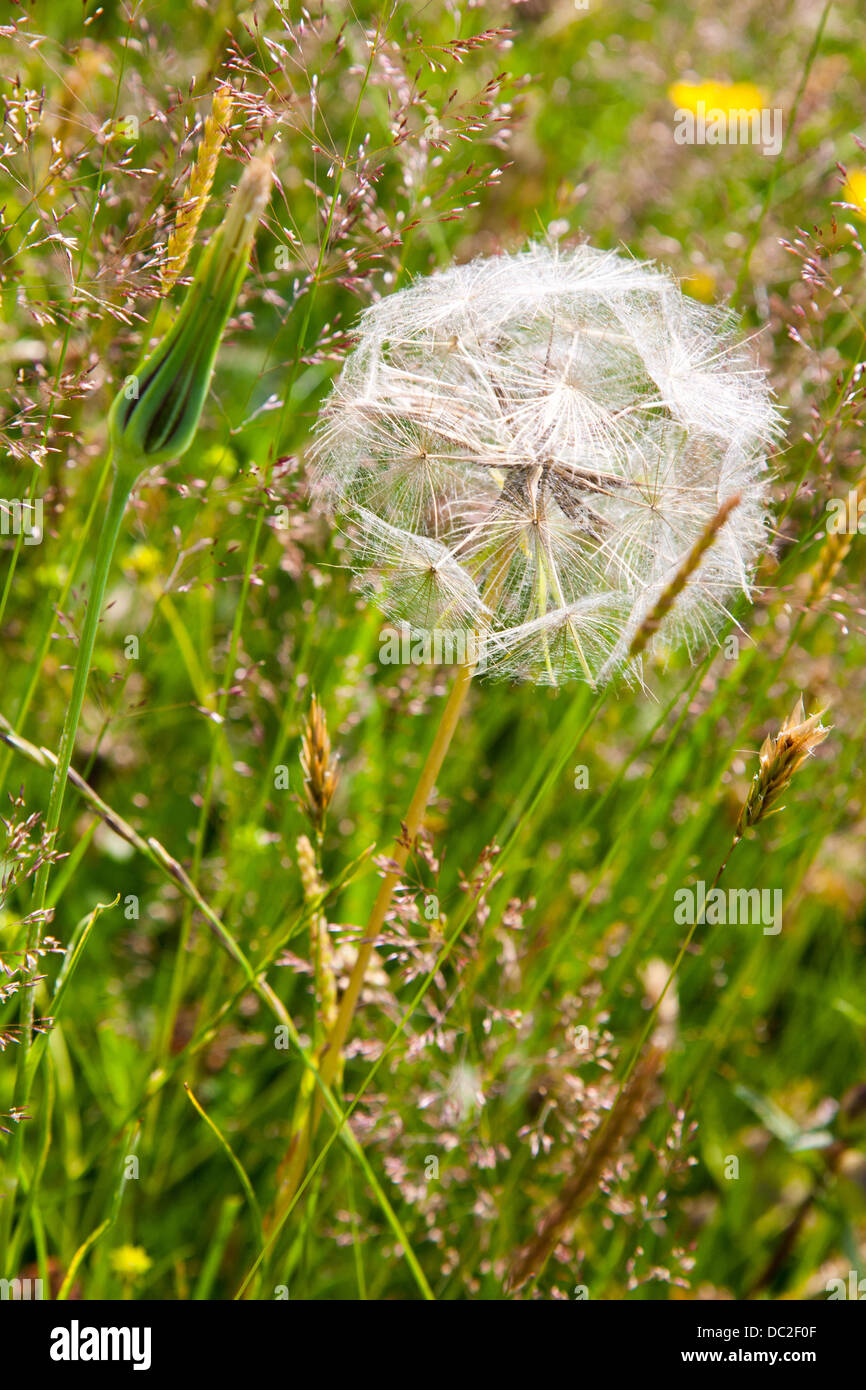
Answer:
[
  {"xmin": 267, "ymin": 659, "xmax": 475, "ymax": 1224},
  {"xmin": 267, "ymin": 834, "xmax": 337, "ymax": 1231},
  {"xmin": 2, "ymin": 150, "xmax": 273, "ymax": 1262},
  {"xmin": 628, "ymin": 494, "xmax": 742, "ymax": 659},
  {"xmin": 600, "ymin": 696, "xmax": 830, "ymax": 1188},
  {"xmin": 0, "ymin": 451, "xmax": 115, "ymax": 800},
  {"xmin": 1, "ymin": 467, "xmax": 129, "ymax": 1267}
]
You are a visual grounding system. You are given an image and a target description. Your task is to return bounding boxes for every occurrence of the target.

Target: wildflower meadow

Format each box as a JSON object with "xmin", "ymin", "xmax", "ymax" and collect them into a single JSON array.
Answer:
[{"xmin": 0, "ymin": 0, "xmax": 865, "ymax": 1344}]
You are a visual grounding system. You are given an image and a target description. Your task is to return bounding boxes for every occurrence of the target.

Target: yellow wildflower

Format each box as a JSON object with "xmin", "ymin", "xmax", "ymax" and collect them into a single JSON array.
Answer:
[{"xmin": 668, "ymin": 80, "xmax": 766, "ymax": 114}]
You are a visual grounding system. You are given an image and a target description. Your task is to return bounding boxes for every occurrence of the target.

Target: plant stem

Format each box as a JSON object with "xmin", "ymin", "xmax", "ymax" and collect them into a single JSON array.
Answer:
[
  {"xmin": 269, "ymin": 660, "xmax": 475, "ymax": 1221},
  {"xmin": 31, "ymin": 466, "xmax": 131, "ymax": 915},
  {"xmin": 1, "ymin": 462, "xmax": 130, "ymax": 1268},
  {"xmin": 0, "ymin": 451, "xmax": 115, "ymax": 801},
  {"xmin": 327, "ymin": 661, "xmax": 474, "ymax": 1080}
]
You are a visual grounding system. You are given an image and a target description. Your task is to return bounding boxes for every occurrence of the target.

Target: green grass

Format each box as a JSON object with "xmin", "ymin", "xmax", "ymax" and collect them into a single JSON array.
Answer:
[{"xmin": 0, "ymin": 0, "xmax": 865, "ymax": 1300}]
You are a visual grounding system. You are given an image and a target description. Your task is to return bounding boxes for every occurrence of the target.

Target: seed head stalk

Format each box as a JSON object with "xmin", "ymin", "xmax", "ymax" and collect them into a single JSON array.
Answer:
[
  {"xmin": 327, "ymin": 658, "xmax": 475, "ymax": 1075},
  {"xmin": 271, "ymin": 573, "xmax": 506, "ymax": 1225},
  {"xmin": 270, "ymin": 659, "xmax": 475, "ymax": 1221}
]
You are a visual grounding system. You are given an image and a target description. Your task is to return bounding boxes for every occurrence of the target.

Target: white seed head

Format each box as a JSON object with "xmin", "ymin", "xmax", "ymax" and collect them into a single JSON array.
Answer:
[{"xmin": 311, "ymin": 244, "xmax": 780, "ymax": 684}]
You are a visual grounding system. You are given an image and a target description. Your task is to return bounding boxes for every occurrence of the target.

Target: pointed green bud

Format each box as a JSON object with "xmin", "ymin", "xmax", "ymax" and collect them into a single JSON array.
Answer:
[{"xmin": 109, "ymin": 152, "xmax": 273, "ymax": 483}]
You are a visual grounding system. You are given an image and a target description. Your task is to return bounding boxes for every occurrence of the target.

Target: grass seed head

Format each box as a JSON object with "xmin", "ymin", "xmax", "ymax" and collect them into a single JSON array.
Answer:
[
  {"xmin": 161, "ymin": 87, "xmax": 234, "ymax": 291},
  {"xmin": 808, "ymin": 474, "xmax": 866, "ymax": 605},
  {"xmin": 299, "ymin": 694, "xmax": 338, "ymax": 837},
  {"xmin": 311, "ymin": 244, "xmax": 779, "ymax": 684},
  {"xmin": 736, "ymin": 696, "xmax": 831, "ymax": 839}
]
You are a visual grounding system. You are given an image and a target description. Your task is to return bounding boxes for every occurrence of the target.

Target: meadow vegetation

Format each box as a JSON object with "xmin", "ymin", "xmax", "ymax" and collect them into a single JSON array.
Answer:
[{"xmin": 0, "ymin": 0, "xmax": 864, "ymax": 1300}]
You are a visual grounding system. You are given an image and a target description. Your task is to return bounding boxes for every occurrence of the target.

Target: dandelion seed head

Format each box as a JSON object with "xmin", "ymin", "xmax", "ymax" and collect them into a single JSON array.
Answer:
[{"xmin": 311, "ymin": 243, "xmax": 780, "ymax": 684}]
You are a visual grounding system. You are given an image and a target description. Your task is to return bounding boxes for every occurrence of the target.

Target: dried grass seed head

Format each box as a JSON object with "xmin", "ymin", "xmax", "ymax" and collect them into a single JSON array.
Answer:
[
  {"xmin": 312, "ymin": 243, "xmax": 780, "ymax": 684},
  {"xmin": 300, "ymin": 694, "xmax": 338, "ymax": 835},
  {"xmin": 736, "ymin": 696, "xmax": 831, "ymax": 838}
]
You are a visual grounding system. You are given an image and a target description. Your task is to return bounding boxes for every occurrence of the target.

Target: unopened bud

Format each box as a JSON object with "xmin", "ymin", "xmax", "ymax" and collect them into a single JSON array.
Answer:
[{"xmin": 109, "ymin": 152, "xmax": 273, "ymax": 481}]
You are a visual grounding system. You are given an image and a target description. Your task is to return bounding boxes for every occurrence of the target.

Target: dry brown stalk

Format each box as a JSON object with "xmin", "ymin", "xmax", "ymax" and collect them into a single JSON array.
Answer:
[{"xmin": 505, "ymin": 1045, "xmax": 664, "ymax": 1293}]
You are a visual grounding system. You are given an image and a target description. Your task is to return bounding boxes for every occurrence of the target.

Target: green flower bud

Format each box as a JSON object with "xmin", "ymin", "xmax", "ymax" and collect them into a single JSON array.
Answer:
[{"xmin": 109, "ymin": 152, "xmax": 273, "ymax": 482}]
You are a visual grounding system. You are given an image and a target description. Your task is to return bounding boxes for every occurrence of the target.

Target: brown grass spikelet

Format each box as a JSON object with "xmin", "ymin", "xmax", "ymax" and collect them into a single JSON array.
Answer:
[
  {"xmin": 300, "ymin": 694, "xmax": 338, "ymax": 837},
  {"xmin": 736, "ymin": 696, "xmax": 831, "ymax": 840},
  {"xmin": 161, "ymin": 87, "xmax": 233, "ymax": 291},
  {"xmin": 505, "ymin": 1046, "xmax": 664, "ymax": 1293},
  {"xmin": 628, "ymin": 494, "xmax": 742, "ymax": 661}
]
